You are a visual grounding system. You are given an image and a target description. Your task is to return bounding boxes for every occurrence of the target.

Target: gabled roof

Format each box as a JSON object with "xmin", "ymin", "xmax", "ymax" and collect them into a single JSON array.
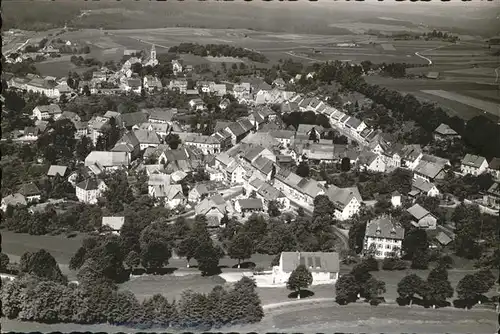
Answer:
[
  {"xmin": 238, "ymin": 118, "xmax": 254, "ymax": 132},
  {"xmin": 18, "ymin": 183, "xmax": 41, "ymax": 196},
  {"xmin": 195, "ymin": 194, "xmax": 227, "ymax": 215},
  {"xmin": 47, "ymin": 165, "xmax": 68, "ymax": 177},
  {"xmin": 252, "ymin": 156, "xmax": 274, "ymax": 175},
  {"xmin": 345, "ymin": 117, "xmax": 362, "ymax": 129},
  {"xmin": 489, "ymin": 158, "xmax": 500, "ymax": 171},
  {"xmin": 414, "ymin": 161, "xmax": 444, "ymax": 179},
  {"xmin": 117, "ymin": 131, "xmax": 140, "ymax": 148},
  {"xmin": 296, "ymin": 124, "xmax": 324, "ymax": 135},
  {"xmin": 365, "ymin": 215, "xmax": 404, "ymax": 239},
  {"xmin": 270, "ymin": 130, "xmax": 295, "ymax": 140},
  {"xmin": 326, "ymin": 185, "xmax": 362, "ymax": 210},
  {"xmin": 215, "ymin": 152, "xmax": 234, "ymax": 167},
  {"xmin": 102, "ymin": 217, "xmax": 125, "ymax": 231},
  {"xmin": 435, "ymin": 231, "xmax": 453, "ymax": 246},
  {"xmin": 241, "ymin": 132, "xmax": 279, "ymax": 148},
  {"xmin": 461, "ymin": 154, "xmax": 487, "ymax": 168},
  {"xmin": 412, "ymin": 178, "xmax": 437, "ymax": 193},
  {"xmin": 119, "ymin": 112, "xmax": 148, "ymax": 128},
  {"xmin": 76, "ymin": 178, "xmax": 105, "ymax": 191},
  {"xmin": 133, "ymin": 129, "xmax": 160, "ymax": 145},
  {"xmin": 407, "ymin": 203, "xmax": 433, "ymax": 220},
  {"xmin": 434, "ymin": 123, "xmax": 458, "ymax": 136},
  {"xmin": 148, "ymin": 173, "xmax": 171, "ymax": 186},
  {"xmin": 357, "ymin": 150, "xmax": 379, "ymax": 166},
  {"xmin": 85, "ymin": 151, "xmax": 129, "ymax": 167},
  {"xmin": 256, "ymin": 182, "xmax": 284, "ymax": 201},
  {"xmin": 280, "ymin": 252, "xmax": 339, "ymax": 273},
  {"xmin": 2, "ymin": 193, "xmax": 27, "ymax": 207},
  {"xmin": 421, "ymin": 154, "xmax": 450, "ymax": 167},
  {"xmin": 237, "ymin": 198, "xmax": 263, "ymax": 209},
  {"xmin": 227, "ymin": 122, "xmax": 246, "ymax": 137},
  {"xmin": 35, "ymin": 104, "xmax": 62, "ymax": 115},
  {"xmin": 143, "ymin": 108, "xmax": 175, "ymax": 122}
]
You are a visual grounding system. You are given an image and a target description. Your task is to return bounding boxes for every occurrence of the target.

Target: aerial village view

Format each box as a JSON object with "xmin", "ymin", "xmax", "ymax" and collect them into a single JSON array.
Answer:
[{"xmin": 1, "ymin": 1, "xmax": 499, "ymax": 333}]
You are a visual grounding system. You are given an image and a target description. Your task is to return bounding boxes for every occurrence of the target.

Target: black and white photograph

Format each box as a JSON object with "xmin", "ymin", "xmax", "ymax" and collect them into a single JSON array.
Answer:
[{"xmin": 1, "ymin": 0, "xmax": 499, "ymax": 333}]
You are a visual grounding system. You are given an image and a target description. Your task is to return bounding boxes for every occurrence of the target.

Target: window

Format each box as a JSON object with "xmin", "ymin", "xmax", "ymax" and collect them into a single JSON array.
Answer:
[
  {"xmin": 299, "ymin": 257, "xmax": 306, "ymax": 266},
  {"xmin": 314, "ymin": 256, "xmax": 321, "ymax": 268},
  {"xmin": 307, "ymin": 257, "xmax": 314, "ymax": 268},
  {"xmin": 386, "ymin": 245, "xmax": 391, "ymax": 249}
]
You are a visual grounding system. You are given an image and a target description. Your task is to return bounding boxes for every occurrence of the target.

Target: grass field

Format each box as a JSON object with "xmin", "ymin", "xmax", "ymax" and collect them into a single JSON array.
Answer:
[{"xmin": 421, "ymin": 90, "xmax": 500, "ymax": 117}]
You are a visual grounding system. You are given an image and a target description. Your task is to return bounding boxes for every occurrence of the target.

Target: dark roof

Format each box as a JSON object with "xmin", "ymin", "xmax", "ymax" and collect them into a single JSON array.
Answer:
[
  {"xmin": 227, "ymin": 122, "xmax": 246, "ymax": 137},
  {"xmin": 489, "ymin": 158, "xmax": 500, "ymax": 171},
  {"xmin": 238, "ymin": 198, "xmax": 263, "ymax": 209},
  {"xmin": 76, "ymin": 178, "xmax": 100, "ymax": 191},
  {"xmin": 18, "ymin": 183, "xmax": 41, "ymax": 197},
  {"xmin": 119, "ymin": 112, "xmax": 148, "ymax": 128},
  {"xmin": 365, "ymin": 215, "xmax": 404, "ymax": 240}
]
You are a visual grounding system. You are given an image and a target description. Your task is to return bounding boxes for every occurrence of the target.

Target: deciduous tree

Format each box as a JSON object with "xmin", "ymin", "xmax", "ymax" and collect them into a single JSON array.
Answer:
[{"xmin": 286, "ymin": 264, "xmax": 313, "ymax": 299}]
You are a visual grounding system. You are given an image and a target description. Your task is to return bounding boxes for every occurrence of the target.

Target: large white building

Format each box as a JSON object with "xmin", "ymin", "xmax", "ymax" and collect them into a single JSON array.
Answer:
[
  {"xmin": 363, "ymin": 215, "xmax": 404, "ymax": 259},
  {"xmin": 326, "ymin": 185, "xmax": 363, "ymax": 221},
  {"xmin": 460, "ymin": 154, "xmax": 489, "ymax": 176},
  {"xmin": 76, "ymin": 178, "xmax": 107, "ymax": 204},
  {"xmin": 272, "ymin": 251, "xmax": 340, "ymax": 286},
  {"xmin": 32, "ymin": 104, "xmax": 62, "ymax": 121}
]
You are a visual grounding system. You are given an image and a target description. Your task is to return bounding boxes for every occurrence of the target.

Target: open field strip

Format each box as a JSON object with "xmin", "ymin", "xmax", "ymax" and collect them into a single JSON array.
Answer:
[{"xmin": 421, "ymin": 90, "xmax": 500, "ymax": 117}]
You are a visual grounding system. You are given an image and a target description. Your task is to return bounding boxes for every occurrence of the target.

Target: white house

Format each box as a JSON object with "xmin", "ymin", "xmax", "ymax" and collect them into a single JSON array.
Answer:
[
  {"xmin": 32, "ymin": 104, "xmax": 62, "ymax": 121},
  {"xmin": 391, "ymin": 191, "xmax": 401, "ymax": 208},
  {"xmin": 412, "ymin": 178, "xmax": 440, "ymax": 197},
  {"xmin": 18, "ymin": 183, "xmax": 41, "ymax": 203},
  {"xmin": 326, "ymin": 185, "xmax": 362, "ymax": 221},
  {"xmin": 195, "ymin": 194, "xmax": 230, "ymax": 227},
  {"xmin": 272, "ymin": 251, "xmax": 340, "ymax": 286},
  {"xmin": 172, "ymin": 60, "xmax": 183, "ymax": 75},
  {"xmin": 273, "ymin": 169, "xmax": 325, "ymax": 207},
  {"xmin": 356, "ymin": 151, "xmax": 386, "ymax": 173},
  {"xmin": 84, "ymin": 151, "xmax": 130, "ymax": 170},
  {"xmin": 75, "ymin": 178, "xmax": 107, "ymax": 204},
  {"xmin": 1, "ymin": 193, "xmax": 27, "ymax": 212},
  {"xmin": 101, "ymin": 216, "xmax": 125, "ymax": 235},
  {"xmin": 460, "ymin": 154, "xmax": 489, "ymax": 176},
  {"xmin": 363, "ymin": 215, "xmax": 404, "ymax": 259}
]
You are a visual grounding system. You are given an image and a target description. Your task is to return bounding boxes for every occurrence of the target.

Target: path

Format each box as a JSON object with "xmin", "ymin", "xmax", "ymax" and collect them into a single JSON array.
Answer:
[
  {"xmin": 106, "ymin": 32, "xmax": 171, "ymax": 50},
  {"xmin": 284, "ymin": 51, "xmax": 321, "ymax": 63},
  {"xmin": 414, "ymin": 43, "xmax": 452, "ymax": 66}
]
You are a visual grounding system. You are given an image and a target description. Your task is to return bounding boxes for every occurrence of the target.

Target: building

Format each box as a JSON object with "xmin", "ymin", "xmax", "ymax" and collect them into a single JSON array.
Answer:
[
  {"xmin": 101, "ymin": 216, "xmax": 125, "ymax": 235},
  {"xmin": 47, "ymin": 165, "xmax": 68, "ymax": 177},
  {"xmin": 391, "ymin": 191, "xmax": 401, "ymax": 208},
  {"xmin": 433, "ymin": 123, "xmax": 460, "ymax": 141},
  {"xmin": 133, "ymin": 129, "xmax": 161, "ymax": 150},
  {"xmin": 172, "ymin": 59, "xmax": 183, "ymax": 75},
  {"xmin": 356, "ymin": 151, "xmax": 386, "ymax": 173},
  {"xmin": 195, "ymin": 194, "xmax": 230, "ymax": 227},
  {"xmin": 363, "ymin": 215, "xmax": 404, "ymax": 259},
  {"xmin": 246, "ymin": 178, "xmax": 290, "ymax": 210},
  {"xmin": 488, "ymin": 158, "xmax": 500, "ymax": 180},
  {"xmin": 412, "ymin": 178, "xmax": 440, "ymax": 197},
  {"xmin": 273, "ymin": 169, "xmax": 325, "ymax": 207},
  {"xmin": 32, "ymin": 104, "xmax": 62, "ymax": 121},
  {"xmin": 184, "ymin": 134, "xmax": 221, "ymax": 155},
  {"xmin": 18, "ymin": 183, "xmax": 41, "ymax": 203},
  {"xmin": 235, "ymin": 198, "xmax": 264, "ymax": 213},
  {"xmin": 272, "ymin": 252, "xmax": 340, "ymax": 285},
  {"xmin": 84, "ymin": 151, "xmax": 130, "ymax": 170},
  {"xmin": 483, "ymin": 181, "xmax": 500, "ymax": 210},
  {"xmin": 270, "ymin": 130, "xmax": 295, "ymax": 147},
  {"xmin": 326, "ymin": 185, "xmax": 363, "ymax": 221},
  {"xmin": 460, "ymin": 154, "xmax": 489, "ymax": 176},
  {"xmin": 143, "ymin": 75, "xmax": 163, "ymax": 92},
  {"xmin": 407, "ymin": 203, "xmax": 437, "ymax": 230},
  {"xmin": 1, "ymin": 193, "xmax": 27, "ymax": 212},
  {"xmin": 413, "ymin": 160, "xmax": 446, "ymax": 183},
  {"xmin": 150, "ymin": 184, "xmax": 185, "ymax": 209},
  {"xmin": 168, "ymin": 79, "xmax": 188, "ymax": 93},
  {"xmin": 188, "ymin": 183, "xmax": 212, "ymax": 203},
  {"xmin": 75, "ymin": 178, "xmax": 107, "ymax": 204}
]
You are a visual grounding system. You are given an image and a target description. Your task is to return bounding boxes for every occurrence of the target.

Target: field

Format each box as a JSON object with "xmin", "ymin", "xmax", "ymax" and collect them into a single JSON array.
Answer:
[{"xmin": 421, "ymin": 90, "xmax": 500, "ymax": 117}]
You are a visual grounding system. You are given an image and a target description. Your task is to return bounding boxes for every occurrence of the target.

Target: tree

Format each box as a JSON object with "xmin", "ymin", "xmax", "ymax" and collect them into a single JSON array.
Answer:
[
  {"xmin": 296, "ymin": 161, "xmax": 310, "ymax": 178},
  {"xmin": 19, "ymin": 249, "xmax": 67, "ymax": 284},
  {"xmin": 0, "ymin": 253, "xmax": 10, "ymax": 272},
  {"xmin": 230, "ymin": 277, "xmax": 264, "ymax": 324},
  {"xmin": 227, "ymin": 233, "xmax": 253, "ymax": 268},
  {"xmin": 195, "ymin": 241, "xmax": 223, "ymax": 276},
  {"xmin": 426, "ymin": 265, "xmax": 454, "ymax": 308},
  {"xmin": 142, "ymin": 294, "xmax": 176, "ymax": 328},
  {"xmin": 124, "ymin": 250, "xmax": 141, "ymax": 271},
  {"xmin": 397, "ymin": 274, "xmax": 425, "ymax": 307},
  {"xmin": 75, "ymin": 136, "xmax": 94, "ymax": 161},
  {"xmin": 176, "ymin": 236, "xmax": 200, "ymax": 268},
  {"xmin": 340, "ymin": 157, "xmax": 350, "ymax": 171},
  {"xmin": 267, "ymin": 200, "xmax": 281, "ymax": 217},
  {"xmin": 362, "ymin": 277, "xmax": 386, "ymax": 303},
  {"xmin": 166, "ymin": 133, "xmax": 181, "ymax": 149},
  {"xmin": 286, "ymin": 264, "xmax": 313, "ymax": 299},
  {"xmin": 335, "ymin": 274, "xmax": 359, "ymax": 305}
]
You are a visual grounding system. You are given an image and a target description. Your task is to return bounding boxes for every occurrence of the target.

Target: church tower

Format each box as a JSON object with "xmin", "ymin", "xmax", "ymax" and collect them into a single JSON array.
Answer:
[{"xmin": 150, "ymin": 44, "xmax": 156, "ymax": 62}]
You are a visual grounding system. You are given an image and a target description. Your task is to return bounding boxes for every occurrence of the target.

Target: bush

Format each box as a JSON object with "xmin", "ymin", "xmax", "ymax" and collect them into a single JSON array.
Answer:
[
  {"xmin": 370, "ymin": 298, "xmax": 382, "ymax": 306},
  {"xmin": 382, "ymin": 257, "xmax": 407, "ymax": 271},
  {"xmin": 362, "ymin": 256, "xmax": 379, "ymax": 271}
]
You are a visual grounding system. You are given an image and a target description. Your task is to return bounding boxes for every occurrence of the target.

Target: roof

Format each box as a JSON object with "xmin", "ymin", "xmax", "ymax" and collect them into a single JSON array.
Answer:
[
  {"xmin": 47, "ymin": 165, "xmax": 68, "ymax": 177},
  {"xmin": 2, "ymin": 193, "xmax": 27, "ymax": 207},
  {"xmin": 256, "ymin": 182, "xmax": 284, "ymax": 201},
  {"xmin": 280, "ymin": 252, "xmax": 339, "ymax": 273},
  {"xmin": 407, "ymin": 203, "xmax": 432, "ymax": 220},
  {"xmin": 296, "ymin": 124, "xmax": 323, "ymax": 135},
  {"xmin": 345, "ymin": 117, "xmax": 362, "ymax": 129},
  {"xmin": 326, "ymin": 185, "xmax": 362, "ymax": 210},
  {"xmin": 35, "ymin": 104, "xmax": 62, "ymax": 115},
  {"xmin": 215, "ymin": 152, "xmax": 234, "ymax": 167},
  {"xmin": 241, "ymin": 132, "xmax": 279, "ymax": 148},
  {"xmin": 434, "ymin": 123, "xmax": 458, "ymax": 136},
  {"xmin": 102, "ymin": 217, "xmax": 125, "ymax": 231},
  {"xmin": 365, "ymin": 215, "xmax": 404, "ymax": 240},
  {"xmin": 76, "ymin": 178, "xmax": 105, "ymax": 191},
  {"xmin": 119, "ymin": 112, "xmax": 148, "ymax": 128},
  {"xmin": 270, "ymin": 130, "xmax": 295, "ymax": 140},
  {"xmin": 227, "ymin": 122, "xmax": 246, "ymax": 137},
  {"xmin": 489, "ymin": 158, "xmax": 500, "ymax": 171},
  {"xmin": 252, "ymin": 156, "xmax": 274, "ymax": 175},
  {"xmin": 435, "ymin": 232, "xmax": 453, "ymax": 246},
  {"xmin": 486, "ymin": 181, "xmax": 500, "ymax": 196},
  {"xmin": 18, "ymin": 183, "xmax": 41, "ymax": 196},
  {"xmin": 426, "ymin": 72, "xmax": 440, "ymax": 79},
  {"xmin": 357, "ymin": 150, "xmax": 379, "ymax": 166},
  {"xmin": 143, "ymin": 108, "xmax": 175, "ymax": 122},
  {"xmin": 414, "ymin": 161, "xmax": 445, "ymax": 179},
  {"xmin": 412, "ymin": 178, "xmax": 437, "ymax": 193},
  {"xmin": 237, "ymin": 198, "xmax": 263, "ymax": 209},
  {"xmin": 461, "ymin": 154, "xmax": 487, "ymax": 168},
  {"xmin": 195, "ymin": 194, "xmax": 227, "ymax": 215},
  {"xmin": 133, "ymin": 129, "xmax": 160, "ymax": 144},
  {"xmin": 85, "ymin": 151, "xmax": 129, "ymax": 167},
  {"xmin": 421, "ymin": 154, "xmax": 450, "ymax": 166},
  {"xmin": 148, "ymin": 173, "xmax": 171, "ymax": 186}
]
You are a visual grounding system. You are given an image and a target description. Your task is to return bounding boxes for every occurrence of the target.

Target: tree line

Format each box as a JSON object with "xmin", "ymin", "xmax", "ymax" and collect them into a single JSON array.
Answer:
[{"xmin": 169, "ymin": 43, "xmax": 268, "ymax": 63}]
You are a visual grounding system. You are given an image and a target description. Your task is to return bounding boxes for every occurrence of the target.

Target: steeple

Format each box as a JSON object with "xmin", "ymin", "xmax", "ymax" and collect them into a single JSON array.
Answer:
[{"xmin": 150, "ymin": 44, "xmax": 156, "ymax": 61}]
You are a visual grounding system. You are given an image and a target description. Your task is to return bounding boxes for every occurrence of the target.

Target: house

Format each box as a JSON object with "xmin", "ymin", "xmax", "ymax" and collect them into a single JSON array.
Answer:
[
  {"xmin": 356, "ymin": 151, "xmax": 386, "ymax": 173},
  {"xmin": 460, "ymin": 154, "xmax": 489, "ymax": 176},
  {"xmin": 148, "ymin": 173, "xmax": 171, "ymax": 197},
  {"xmin": 112, "ymin": 131, "xmax": 141, "ymax": 161},
  {"xmin": 391, "ymin": 191, "xmax": 401, "ymax": 208},
  {"xmin": 272, "ymin": 78, "xmax": 286, "ymax": 89},
  {"xmin": 24, "ymin": 77, "xmax": 60, "ymax": 98},
  {"xmin": 18, "ymin": 183, "xmax": 41, "ymax": 203},
  {"xmin": 123, "ymin": 78, "xmax": 142, "ymax": 94},
  {"xmin": 407, "ymin": 203, "xmax": 437, "ymax": 230},
  {"xmin": 32, "ymin": 104, "xmax": 62, "ymax": 121},
  {"xmin": 219, "ymin": 98, "xmax": 231, "ymax": 110},
  {"xmin": 84, "ymin": 151, "xmax": 130, "ymax": 170},
  {"xmin": 272, "ymin": 252, "xmax": 340, "ymax": 285},
  {"xmin": 273, "ymin": 169, "xmax": 325, "ymax": 207},
  {"xmin": 1, "ymin": 193, "xmax": 27, "ymax": 212},
  {"xmin": 247, "ymin": 178, "xmax": 290, "ymax": 210},
  {"xmin": 225, "ymin": 120, "xmax": 254, "ymax": 145},
  {"xmin": 140, "ymin": 122, "xmax": 171, "ymax": 139},
  {"xmin": 151, "ymin": 184, "xmax": 185, "ymax": 209},
  {"xmin": 101, "ymin": 216, "xmax": 125, "ymax": 235},
  {"xmin": 413, "ymin": 161, "xmax": 446, "ymax": 182},
  {"xmin": 75, "ymin": 178, "xmax": 107, "ymax": 204},
  {"xmin": 483, "ymin": 181, "xmax": 500, "ymax": 210},
  {"xmin": 172, "ymin": 59, "xmax": 183, "ymax": 75},
  {"xmin": 433, "ymin": 123, "xmax": 460, "ymax": 141},
  {"xmin": 143, "ymin": 75, "xmax": 163, "ymax": 92},
  {"xmin": 184, "ymin": 134, "xmax": 221, "ymax": 155},
  {"xmin": 399, "ymin": 145, "xmax": 423, "ymax": 170},
  {"xmin": 296, "ymin": 124, "xmax": 324, "ymax": 140},
  {"xmin": 133, "ymin": 129, "xmax": 161, "ymax": 150},
  {"xmin": 188, "ymin": 183, "xmax": 212, "ymax": 203},
  {"xmin": 434, "ymin": 232, "xmax": 453, "ymax": 247},
  {"xmin": 412, "ymin": 178, "xmax": 440, "ymax": 197},
  {"xmin": 195, "ymin": 194, "xmax": 229, "ymax": 227},
  {"xmin": 235, "ymin": 198, "xmax": 264, "ymax": 213},
  {"xmin": 345, "ymin": 117, "xmax": 367, "ymax": 133},
  {"xmin": 270, "ymin": 130, "xmax": 295, "ymax": 147},
  {"xmin": 326, "ymin": 185, "xmax": 363, "ymax": 221},
  {"xmin": 363, "ymin": 215, "xmax": 404, "ymax": 259},
  {"xmin": 47, "ymin": 165, "xmax": 68, "ymax": 177},
  {"xmin": 189, "ymin": 98, "xmax": 205, "ymax": 111},
  {"xmin": 119, "ymin": 112, "xmax": 149, "ymax": 129},
  {"xmin": 488, "ymin": 158, "xmax": 500, "ymax": 180},
  {"xmin": 23, "ymin": 127, "xmax": 40, "ymax": 140},
  {"xmin": 168, "ymin": 79, "xmax": 188, "ymax": 93}
]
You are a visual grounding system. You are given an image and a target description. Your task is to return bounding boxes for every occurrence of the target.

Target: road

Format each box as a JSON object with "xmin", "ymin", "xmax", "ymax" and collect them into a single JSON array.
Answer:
[
  {"xmin": 414, "ymin": 43, "xmax": 453, "ymax": 66},
  {"xmin": 4, "ymin": 38, "xmax": 30, "ymax": 56}
]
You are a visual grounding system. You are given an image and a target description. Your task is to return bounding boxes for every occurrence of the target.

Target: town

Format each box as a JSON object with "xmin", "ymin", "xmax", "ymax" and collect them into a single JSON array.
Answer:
[{"xmin": 1, "ymin": 17, "xmax": 500, "ymax": 333}]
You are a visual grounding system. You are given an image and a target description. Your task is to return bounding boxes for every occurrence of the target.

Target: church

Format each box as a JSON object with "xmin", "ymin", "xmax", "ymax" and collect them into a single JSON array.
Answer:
[
  {"xmin": 142, "ymin": 44, "xmax": 158, "ymax": 67},
  {"xmin": 121, "ymin": 44, "xmax": 159, "ymax": 77}
]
